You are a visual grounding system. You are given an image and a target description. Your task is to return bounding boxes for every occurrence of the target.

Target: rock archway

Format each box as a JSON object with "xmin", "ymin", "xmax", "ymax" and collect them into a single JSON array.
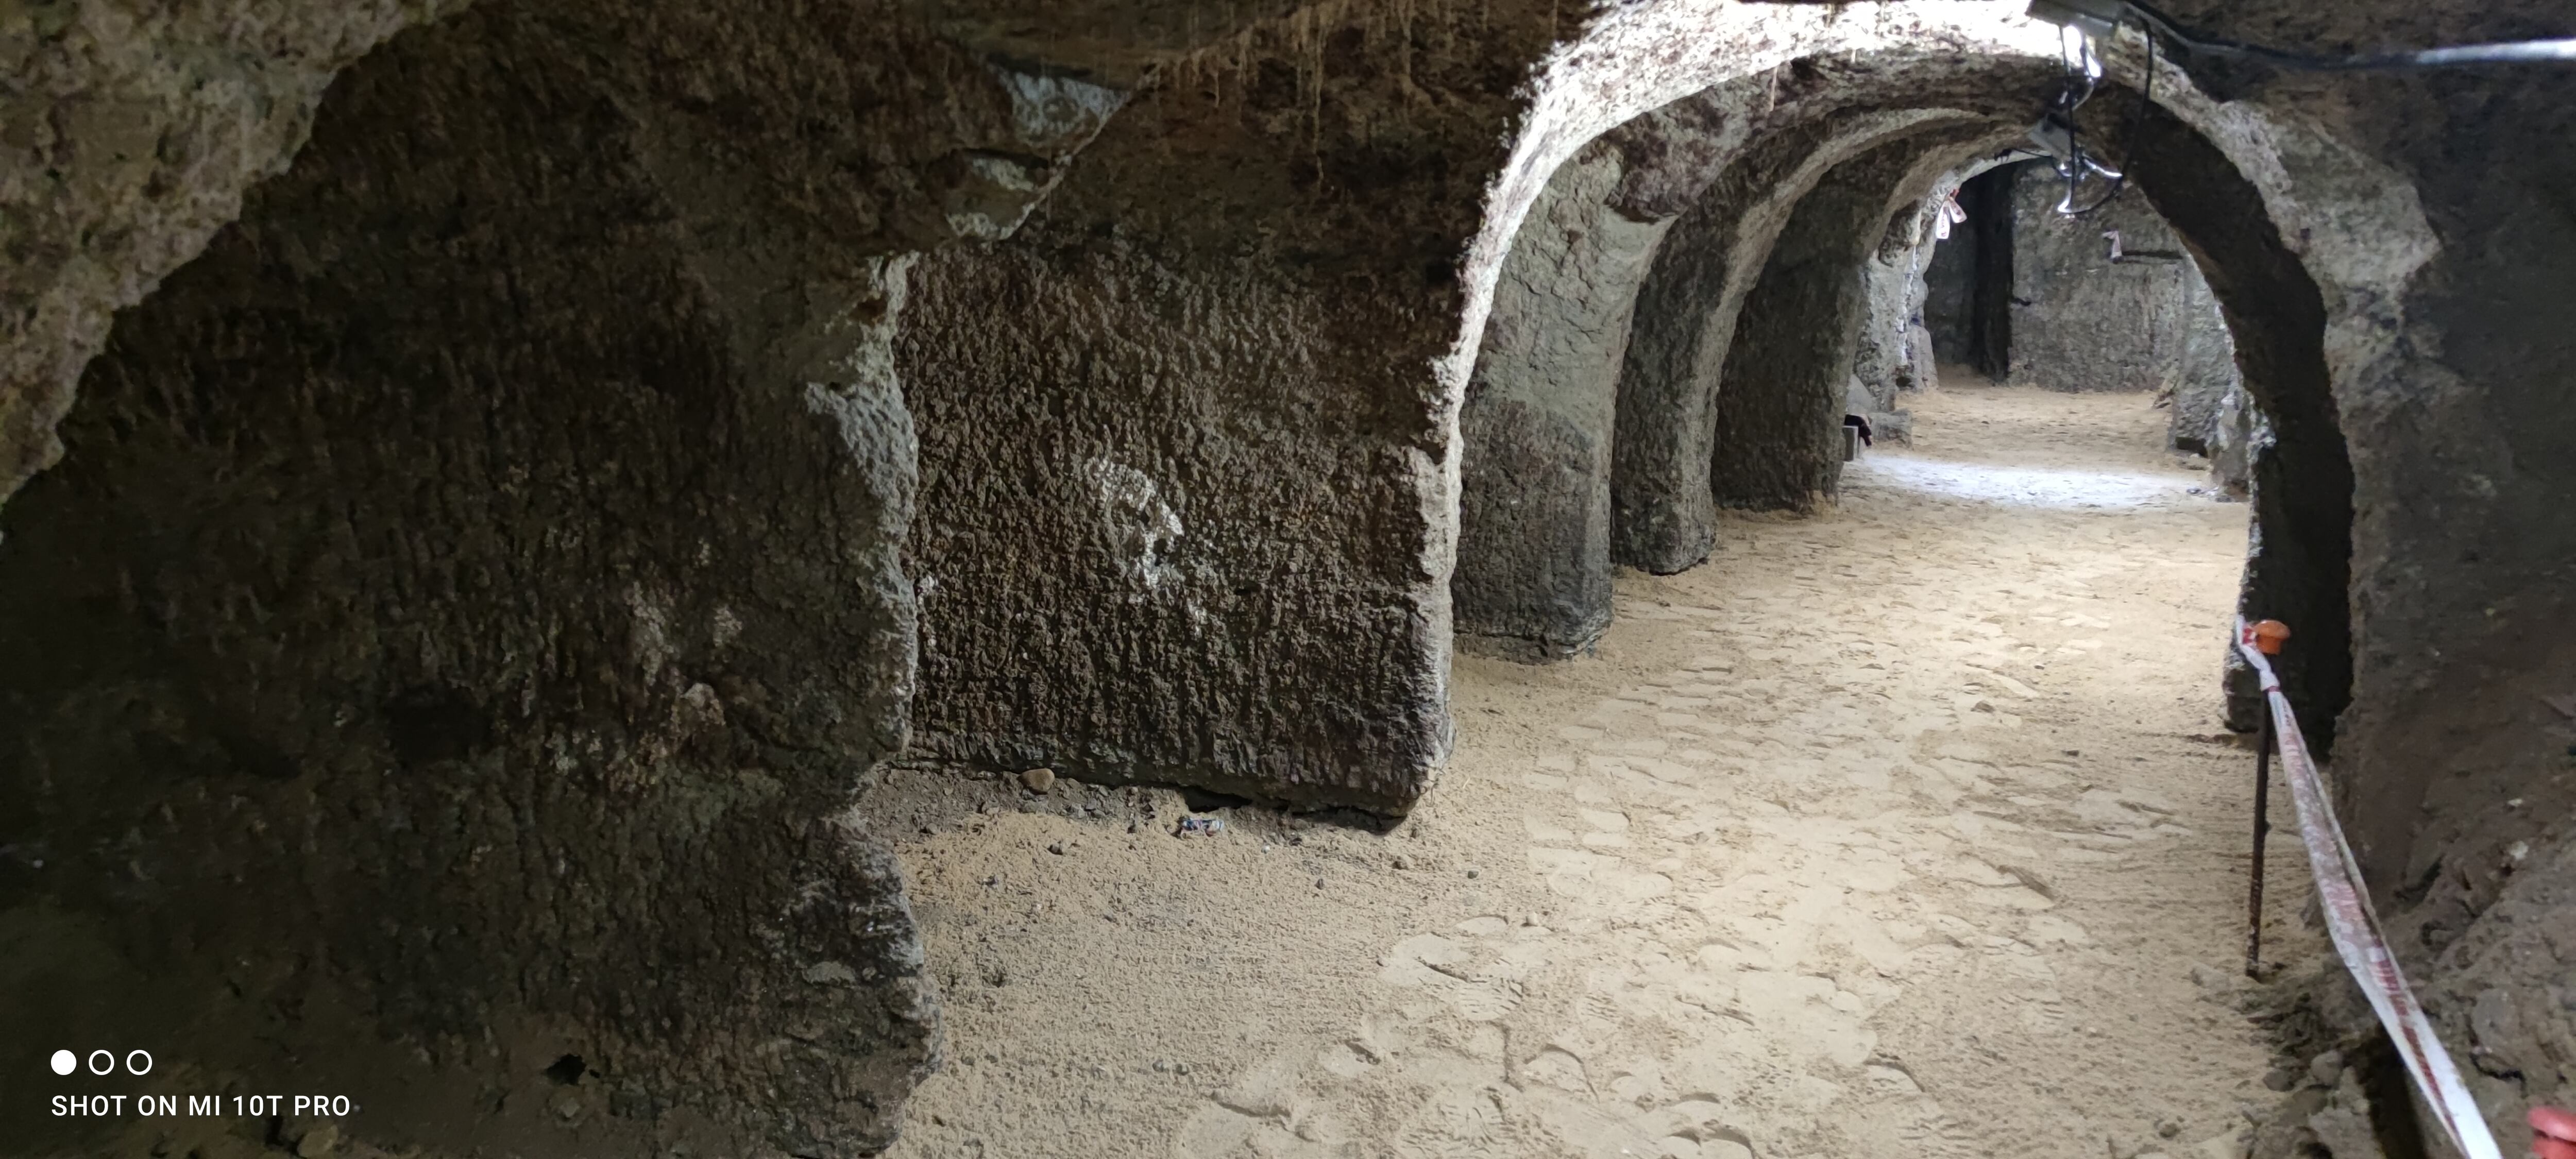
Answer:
[
  {"xmin": 1452, "ymin": 46, "xmax": 2375, "ymax": 775},
  {"xmin": 9, "ymin": 0, "xmax": 2574, "ymax": 1152},
  {"xmin": 2, "ymin": 3, "xmax": 1229, "ymax": 1155},
  {"xmin": 2093, "ymin": 92, "xmax": 2355, "ymax": 757},
  {"xmin": 1705, "ymin": 123, "xmax": 2019, "ymax": 513},
  {"xmin": 1454, "ymin": 51, "xmax": 2061, "ymax": 658},
  {"xmin": 0, "ymin": 4, "xmax": 2081, "ymax": 1153},
  {"xmin": 893, "ymin": 6, "xmax": 2062, "ymax": 808}
]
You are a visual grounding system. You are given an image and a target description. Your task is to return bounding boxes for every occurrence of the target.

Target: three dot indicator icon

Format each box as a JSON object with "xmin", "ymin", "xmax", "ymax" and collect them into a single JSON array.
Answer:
[{"xmin": 48, "ymin": 1049, "xmax": 151, "ymax": 1075}]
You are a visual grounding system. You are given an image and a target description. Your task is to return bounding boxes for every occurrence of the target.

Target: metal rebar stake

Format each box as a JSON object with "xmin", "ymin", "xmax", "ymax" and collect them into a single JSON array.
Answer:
[{"xmin": 2245, "ymin": 711, "xmax": 2275, "ymax": 978}]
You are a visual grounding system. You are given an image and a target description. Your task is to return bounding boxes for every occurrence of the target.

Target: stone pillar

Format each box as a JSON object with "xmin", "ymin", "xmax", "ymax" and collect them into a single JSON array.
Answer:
[
  {"xmin": 2167, "ymin": 277, "xmax": 2243, "ymax": 454},
  {"xmin": 896, "ymin": 3, "xmax": 1566, "ymax": 812},
  {"xmin": 1710, "ymin": 125, "xmax": 2006, "ymax": 512},
  {"xmin": 1455, "ymin": 144, "xmax": 1672, "ymax": 659},
  {"xmin": 0, "ymin": 3, "xmax": 1130, "ymax": 1153}
]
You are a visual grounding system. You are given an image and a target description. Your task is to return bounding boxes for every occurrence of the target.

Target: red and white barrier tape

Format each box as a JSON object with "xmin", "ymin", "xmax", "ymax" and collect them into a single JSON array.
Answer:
[{"xmin": 2233, "ymin": 619, "xmax": 2503, "ymax": 1159}]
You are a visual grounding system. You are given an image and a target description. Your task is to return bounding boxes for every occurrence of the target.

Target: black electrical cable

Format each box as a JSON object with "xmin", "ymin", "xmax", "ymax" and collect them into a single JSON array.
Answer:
[
  {"xmin": 2059, "ymin": 18, "xmax": 2150, "ymax": 217},
  {"xmin": 2036, "ymin": 3, "xmax": 2573, "ymax": 217},
  {"xmin": 2121, "ymin": 1, "xmax": 2576, "ymax": 72},
  {"xmin": 2040, "ymin": 16, "xmax": 2137, "ymax": 217},
  {"xmin": 2044, "ymin": 24, "xmax": 2105, "ymax": 216}
]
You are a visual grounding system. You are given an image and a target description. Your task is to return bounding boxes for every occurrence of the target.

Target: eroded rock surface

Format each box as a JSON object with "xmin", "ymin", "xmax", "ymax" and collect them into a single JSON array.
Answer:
[
  {"xmin": 1, "ymin": 0, "xmax": 472, "ymax": 508},
  {"xmin": 2167, "ymin": 280, "xmax": 2243, "ymax": 455},
  {"xmin": 4, "ymin": 1, "xmax": 1187, "ymax": 1154},
  {"xmin": 6, "ymin": 0, "xmax": 2576, "ymax": 1153},
  {"xmin": 1612, "ymin": 57, "xmax": 2060, "ymax": 571},
  {"xmin": 1455, "ymin": 141, "xmax": 1661, "ymax": 660},
  {"xmin": 2007, "ymin": 164, "xmax": 2203, "ymax": 394},
  {"xmin": 1710, "ymin": 124, "xmax": 2010, "ymax": 514}
]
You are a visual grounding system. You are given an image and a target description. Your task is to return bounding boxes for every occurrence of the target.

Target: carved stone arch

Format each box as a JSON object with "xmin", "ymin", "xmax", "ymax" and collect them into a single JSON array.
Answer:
[
  {"xmin": 0, "ymin": 4, "xmax": 1273, "ymax": 1155},
  {"xmin": 893, "ymin": 14, "xmax": 2066, "ymax": 804},
  {"xmin": 1709, "ymin": 121, "xmax": 2025, "ymax": 513},
  {"xmin": 1453, "ymin": 52, "xmax": 2064, "ymax": 657},
  {"xmin": 1604, "ymin": 62, "xmax": 2063, "ymax": 576},
  {"xmin": 2084, "ymin": 89, "xmax": 2357, "ymax": 765}
]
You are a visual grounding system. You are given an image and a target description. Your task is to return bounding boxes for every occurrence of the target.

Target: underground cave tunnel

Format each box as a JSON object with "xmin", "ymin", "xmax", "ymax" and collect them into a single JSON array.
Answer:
[{"xmin": 5, "ymin": 2, "xmax": 2575, "ymax": 1157}]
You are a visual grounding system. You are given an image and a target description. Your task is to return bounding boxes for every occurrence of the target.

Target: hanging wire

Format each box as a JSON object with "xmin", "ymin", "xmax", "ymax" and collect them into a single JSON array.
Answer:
[
  {"xmin": 2031, "ymin": 2, "xmax": 2574, "ymax": 217},
  {"xmin": 2043, "ymin": 18, "xmax": 2140, "ymax": 217},
  {"xmin": 2057, "ymin": 18, "xmax": 2150, "ymax": 217},
  {"xmin": 2120, "ymin": 1, "xmax": 2576, "ymax": 72}
]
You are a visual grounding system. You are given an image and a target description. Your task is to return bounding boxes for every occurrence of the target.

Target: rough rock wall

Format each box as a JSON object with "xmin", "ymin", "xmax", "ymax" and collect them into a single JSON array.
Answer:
[
  {"xmin": 2206, "ymin": 377, "xmax": 2265, "ymax": 503},
  {"xmin": 1710, "ymin": 124, "xmax": 2010, "ymax": 512},
  {"xmin": 1454, "ymin": 59, "xmax": 2044, "ymax": 661},
  {"xmin": 1614, "ymin": 106, "xmax": 1942, "ymax": 564},
  {"xmin": 899, "ymin": 13, "xmax": 2068, "ymax": 803},
  {"xmin": 1850, "ymin": 168, "xmax": 1967, "ymax": 414},
  {"xmin": 1923, "ymin": 159, "xmax": 2029, "ymax": 381},
  {"xmin": 896, "ymin": 2, "xmax": 1569, "ymax": 812},
  {"xmin": 1923, "ymin": 208, "xmax": 1978, "ymax": 366},
  {"xmin": 1, "ymin": 0, "xmax": 471, "ymax": 509},
  {"xmin": 1967, "ymin": 159, "xmax": 2243, "ymax": 443},
  {"xmin": 12, "ymin": 0, "xmax": 2568, "ymax": 1152},
  {"xmin": 1454, "ymin": 141, "xmax": 1668, "ymax": 660},
  {"xmin": 1609, "ymin": 56, "xmax": 2060, "ymax": 573},
  {"xmin": 1455, "ymin": 53, "xmax": 2061, "ymax": 662},
  {"xmin": 2358, "ymin": 612, "xmax": 2576, "ymax": 1142},
  {"xmin": 2168, "ymin": 275, "xmax": 2244, "ymax": 454},
  {"xmin": 2419, "ymin": 792, "xmax": 2576, "ymax": 1143},
  {"xmin": 1876, "ymin": 157, "xmax": 2038, "ymax": 408},
  {"xmin": 0, "ymin": 0, "xmax": 1182, "ymax": 1153},
  {"xmin": 2097, "ymin": 2, "xmax": 2576, "ymax": 1140},
  {"xmin": 2307, "ymin": 38, "xmax": 2576, "ymax": 1148},
  {"xmin": 2007, "ymin": 163, "xmax": 2200, "ymax": 394},
  {"xmin": 0, "ymin": 17, "xmax": 2110, "ymax": 1154},
  {"xmin": 2316, "ymin": 57, "xmax": 2576, "ymax": 905},
  {"xmin": 2111, "ymin": 93, "xmax": 2358, "ymax": 766}
]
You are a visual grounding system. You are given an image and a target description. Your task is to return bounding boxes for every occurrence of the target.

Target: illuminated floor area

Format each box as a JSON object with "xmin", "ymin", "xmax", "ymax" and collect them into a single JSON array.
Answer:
[
  {"xmin": 1855, "ymin": 454, "xmax": 2201, "ymax": 509},
  {"xmin": 879, "ymin": 385, "xmax": 2315, "ymax": 1159}
]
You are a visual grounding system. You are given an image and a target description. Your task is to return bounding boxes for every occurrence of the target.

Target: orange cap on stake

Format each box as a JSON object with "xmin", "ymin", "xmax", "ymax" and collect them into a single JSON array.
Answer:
[
  {"xmin": 2532, "ymin": 1107, "xmax": 2576, "ymax": 1159},
  {"xmin": 2251, "ymin": 620, "xmax": 2291, "ymax": 656}
]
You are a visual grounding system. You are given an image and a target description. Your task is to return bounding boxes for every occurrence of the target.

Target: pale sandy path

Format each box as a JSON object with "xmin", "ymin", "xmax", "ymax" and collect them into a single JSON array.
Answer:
[{"xmin": 875, "ymin": 385, "xmax": 2313, "ymax": 1159}]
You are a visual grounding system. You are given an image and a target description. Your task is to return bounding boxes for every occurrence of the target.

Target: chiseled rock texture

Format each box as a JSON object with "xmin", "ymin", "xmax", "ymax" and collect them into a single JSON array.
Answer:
[
  {"xmin": 1848, "ymin": 167, "xmax": 1956, "ymax": 415},
  {"xmin": 1921, "ymin": 160, "xmax": 2024, "ymax": 379},
  {"xmin": 2205, "ymin": 374, "xmax": 2262, "ymax": 497},
  {"xmin": 0, "ymin": 0, "xmax": 471, "ymax": 509},
  {"xmin": 0, "ymin": 12, "xmax": 2099, "ymax": 1152},
  {"xmin": 2166, "ymin": 279, "xmax": 2242, "ymax": 455},
  {"xmin": 1922, "ymin": 185, "xmax": 1980, "ymax": 370},
  {"xmin": 896, "ymin": 1, "xmax": 1564, "ymax": 812},
  {"xmin": 2139, "ymin": 2, "xmax": 2576, "ymax": 1146},
  {"xmin": 897, "ymin": 6, "xmax": 2066, "ymax": 801},
  {"xmin": 1949, "ymin": 159, "xmax": 2244, "ymax": 446},
  {"xmin": 2006, "ymin": 163, "xmax": 2205, "ymax": 394},
  {"xmin": 1463, "ymin": 52, "xmax": 2040, "ymax": 659},
  {"xmin": 1458, "ymin": 59, "xmax": 2033, "ymax": 658},
  {"xmin": 1453, "ymin": 85, "xmax": 1771, "ymax": 661},
  {"xmin": 1, "ymin": 1, "xmax": 1191, "ymax": 1155},
  {"xmin": 1455, "ymin": 140, "xmax": 1660, "ymax": 660},
  {"xmin": 1708, "ymin": 123, "xmax": 2011, "ymax": 514},
  {"xmin": 6, "ymin": 0, "xmax": 2576, "ymax": 1152},
  {"xmin": 1611, "ymin": 56, "xmax": 2059, "ymax": 571}
]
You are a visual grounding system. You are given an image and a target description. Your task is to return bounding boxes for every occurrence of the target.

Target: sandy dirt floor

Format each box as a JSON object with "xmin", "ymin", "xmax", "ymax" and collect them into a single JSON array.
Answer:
[{"xmin": 871, "ymin": 385, "xmax": 2320, "ymax": 1159}]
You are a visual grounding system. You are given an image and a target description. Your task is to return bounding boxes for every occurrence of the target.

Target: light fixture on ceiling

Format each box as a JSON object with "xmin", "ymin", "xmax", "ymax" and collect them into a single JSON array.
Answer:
[
  {"xmin": 2027, "ymin": 0, "xmax": 2576, "ymax": 72},
  {"xmin": 2022, "ymin": 0, "xmax": 2141, "ymax": 217},
  {"xmin": 2025, "ymin": 0, "xmax": 2122, "ymax": 40},
  {"xmin": 2020, "ymin": 0, "xmax": 2575, "ymax": 216}
]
